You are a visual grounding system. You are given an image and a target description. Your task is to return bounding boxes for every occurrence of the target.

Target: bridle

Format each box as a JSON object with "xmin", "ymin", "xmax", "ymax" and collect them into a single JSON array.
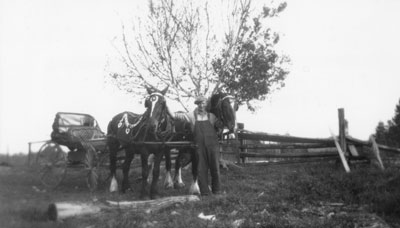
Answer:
[{"xmin": 146, "ymin": 93, "xmax": 174, "ymax": 141}]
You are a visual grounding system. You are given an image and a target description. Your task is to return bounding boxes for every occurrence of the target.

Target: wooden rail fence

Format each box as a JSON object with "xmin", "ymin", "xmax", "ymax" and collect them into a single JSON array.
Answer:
[{"xmin": 227, "ymin": 108, "xmax": 400, "ymax": 172}]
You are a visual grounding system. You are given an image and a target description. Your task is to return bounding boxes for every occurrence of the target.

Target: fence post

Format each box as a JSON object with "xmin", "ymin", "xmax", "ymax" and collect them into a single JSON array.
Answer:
[
  {"xmin": 27, "ymin": 142, "xmax": 32, "ymax": 165},
  {"xmin": 237, "ymin": 123, "xmax": 244, "ymax": 164},
  {"xmin": 338, "ymin": 108, "xmax": 347, "ymax": 156}
]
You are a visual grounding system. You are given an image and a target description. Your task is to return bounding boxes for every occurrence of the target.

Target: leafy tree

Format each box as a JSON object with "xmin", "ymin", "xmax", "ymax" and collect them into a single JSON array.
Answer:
[
  {"xmin": 374, "ymin": 121, "xmax": 388, "ymax": 145},
  {"xmin": 108, "ymin": 0, "xmax": 290, "ymax": 111},
  {"xmin": 387, "ymin": 99, "xmax": 400, "ymax": 147},
  {"xmin": 212, "ymin": 2, "xmax": 289, "ymax": 111},
  {"xmin": 374, "ymin": 98, "xmax": 400, "ymax": 147}
]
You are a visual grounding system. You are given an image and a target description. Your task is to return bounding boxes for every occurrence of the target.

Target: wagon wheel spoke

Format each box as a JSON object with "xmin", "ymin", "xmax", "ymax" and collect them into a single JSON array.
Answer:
[
  {"xmin": 86, "ymin": 169, "xmax": 98, "ymax": 192},
  {"xmin": 96, "ymin": 152, "xmax": 110, "ymax": 187},
  {"xmin": 40, "ymin": 165, "xmax": 67, "ymax": 188},
  {"xmin": 37, "ymin": 141, "xmax": 67, "ymax": 189},
  {"xmin": 84, "ymin": 145, "xmax": 106, "ymax": 191}
]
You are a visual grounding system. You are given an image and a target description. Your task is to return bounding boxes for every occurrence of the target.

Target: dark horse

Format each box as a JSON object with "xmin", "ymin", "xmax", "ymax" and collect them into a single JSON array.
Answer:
[
  {"xmin": 172, "ymin": 92, "xmax": 237, "ymax": 194},
  {"xmin": 107, "ymin": 86, "xmax": 174, "ymax": 199}
]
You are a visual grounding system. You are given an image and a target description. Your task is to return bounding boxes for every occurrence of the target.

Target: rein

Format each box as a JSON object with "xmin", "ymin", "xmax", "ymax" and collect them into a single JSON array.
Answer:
[{"xmin": 155, "ymin": 105, "xmax": 175, "ymax": 142}]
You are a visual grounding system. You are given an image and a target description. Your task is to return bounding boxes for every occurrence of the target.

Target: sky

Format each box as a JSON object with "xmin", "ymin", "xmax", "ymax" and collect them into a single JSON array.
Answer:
[{"xmin": 1, "ymin": 0, "xmax": 400, "ymax": 154}]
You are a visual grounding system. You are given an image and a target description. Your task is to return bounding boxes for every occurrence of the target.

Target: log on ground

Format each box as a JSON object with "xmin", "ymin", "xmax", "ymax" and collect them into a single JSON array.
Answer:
[
  {"xmin": 106, "ymin": 195, "xmax": 200, "ymax": 211},
  {"xmin": 48, "ymin": 195, "xmax": 200, "ymax": 221}
]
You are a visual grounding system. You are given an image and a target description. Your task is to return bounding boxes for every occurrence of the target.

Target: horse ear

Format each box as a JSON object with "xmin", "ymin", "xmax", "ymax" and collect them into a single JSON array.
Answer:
[
  {"xmin": 160, "ymin": 85, "xmax": 169, "ymax": 95},
  {"xmin": 145, "ymin": 86, "xmax": 153, "ymax": 95}
]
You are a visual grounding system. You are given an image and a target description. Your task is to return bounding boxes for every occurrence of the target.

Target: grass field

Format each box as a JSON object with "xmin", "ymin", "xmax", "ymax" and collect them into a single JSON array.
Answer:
[{"xmin": 1, "ymin": 153, "xmax": 400, "ymax": 228}]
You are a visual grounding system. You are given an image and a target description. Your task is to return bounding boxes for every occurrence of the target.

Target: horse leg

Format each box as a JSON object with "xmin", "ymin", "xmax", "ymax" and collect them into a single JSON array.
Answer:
[
  {"xmin": 121, "ymin": 146, "xmax": 134, "ymax": 193},
  {"xmin": 173, "ymin": 150, "xmax": 186, "ymax": 189},
  {"xmin": 189, "ymin": 148, "xmax": 200, "ymax": 195},
  {"xmin": 163, "ymin": 148, "xmax": 173, "ymax": 189},
  {"xmin": 150, "ymin": 151, "xmax": 163, "ymax": 199},
  {"xmin": 140, "ymin": 148, "xmax": 150, "ymax": 200},
  {"xmin": 147, "ymin": 154, "xmax": 154, "ymax": 184},
  {"xmin": 108, "ymin": 139, "xmax": 119, "ymax": 192}
]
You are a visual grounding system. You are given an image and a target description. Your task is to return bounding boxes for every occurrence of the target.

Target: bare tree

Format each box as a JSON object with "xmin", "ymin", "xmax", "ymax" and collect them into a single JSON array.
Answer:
[{"xmin": 108, "ymin": 0, "xmax": 289, "ymax": 111}]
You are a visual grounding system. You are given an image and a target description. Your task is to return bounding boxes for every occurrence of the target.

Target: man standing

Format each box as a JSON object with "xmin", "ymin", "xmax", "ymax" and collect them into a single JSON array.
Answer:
[{"xmin": 188, "ymin": 95, "xmax": 221, "ymax": 196}]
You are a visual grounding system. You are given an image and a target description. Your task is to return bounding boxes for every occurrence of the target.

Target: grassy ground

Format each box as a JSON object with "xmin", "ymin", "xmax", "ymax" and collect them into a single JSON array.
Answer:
[{"xmin": 1, "ymin": 154, "xmax": 400, "ymax": 228}]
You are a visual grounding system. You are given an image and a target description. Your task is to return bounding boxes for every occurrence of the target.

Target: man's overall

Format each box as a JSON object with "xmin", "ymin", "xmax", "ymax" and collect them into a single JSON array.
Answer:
[{"xmin": 194, "ymin": 112, "xmax": 220, "ymax": 195}]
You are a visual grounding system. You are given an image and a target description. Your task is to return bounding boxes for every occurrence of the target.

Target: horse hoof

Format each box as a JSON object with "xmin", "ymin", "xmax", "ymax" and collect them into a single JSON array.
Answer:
[
  {"xmin": 164, "ymin": 182, "xmax": 174, "ymax": 189},
  {"xmin": 174, "ymin": 182, "xmax": 185, "ymax": 189},
  {"xmin": 189, "ymin": 189, "xmax": 201, "ymax": 195},
  {"xmin": 121, "ymin": 187, "xmax": 132, "ymax": 194}
]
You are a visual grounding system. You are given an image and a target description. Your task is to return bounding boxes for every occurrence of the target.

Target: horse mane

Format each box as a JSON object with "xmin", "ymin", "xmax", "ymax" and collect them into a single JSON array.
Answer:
[
  {"xmin": 206, "ymin": 99, "xmax": 211, "ymax": 113},
  {"xmin": 208, "ymin": 92, "xmax": 225, "ymax": 114}
]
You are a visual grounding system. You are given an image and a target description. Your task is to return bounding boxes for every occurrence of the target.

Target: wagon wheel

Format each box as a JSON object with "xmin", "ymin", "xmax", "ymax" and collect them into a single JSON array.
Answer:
[
  {"xmin": 95, "ymin": 152, "xmax": 110, "ymax": 187},
  {"xmin": 84, "ymin": 144, "xmax": 110, "ymax": 191},
  {"xmin": 83, "ymin": 144, "xmax": 98, "ymax": 191},
  {"xmin": 37, "ymin": 141, "xmax": 67, "ymax": 189}
]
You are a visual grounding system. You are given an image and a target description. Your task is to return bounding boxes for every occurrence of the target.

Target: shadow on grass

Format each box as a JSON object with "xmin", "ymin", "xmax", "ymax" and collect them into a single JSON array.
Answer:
[{"xmin": 19, "ymin": 207, "xmax": 48, "ymax": 222}]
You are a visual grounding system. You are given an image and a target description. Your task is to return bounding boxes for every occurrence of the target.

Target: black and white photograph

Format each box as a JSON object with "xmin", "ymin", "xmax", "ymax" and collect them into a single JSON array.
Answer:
[{"xmin": 1, "ymin": 0, "xmax": 400, "ymax": 227}]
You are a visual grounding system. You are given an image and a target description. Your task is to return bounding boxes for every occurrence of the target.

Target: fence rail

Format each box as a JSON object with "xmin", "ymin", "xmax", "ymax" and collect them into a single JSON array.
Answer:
[
  {"xmin": 239, "ymin": 151, "xmax": 338, "ymax": 159},
  {"xmin": 237, "ymin": 132, "xmax": 333, "ymax": 144},
  {"xmin": 233, "ymin": 108, "xmax": 400, "ymax": 172}
]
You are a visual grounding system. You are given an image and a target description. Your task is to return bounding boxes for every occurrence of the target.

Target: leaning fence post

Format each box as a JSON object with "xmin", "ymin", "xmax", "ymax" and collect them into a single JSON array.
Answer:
[
  {"xmin": 369, "ymin": 135, "xmax": 385, "ymax": 170},
  {"xmin": 331, "ymin": 130, "xmax": 351, "ymax": 173}
]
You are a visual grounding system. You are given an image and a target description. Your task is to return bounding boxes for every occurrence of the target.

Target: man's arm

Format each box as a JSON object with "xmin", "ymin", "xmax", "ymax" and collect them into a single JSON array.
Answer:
[
  {"xmin": 209, "ymin": 113, "xmax": 223, "ymax": 129},
  {"xmin": 174, "ymin": 112, "xmax": 190, "ymax": 122},
  {"xmin": 209, "ymin": 113, "xmax": 217, "ymax": 125}
]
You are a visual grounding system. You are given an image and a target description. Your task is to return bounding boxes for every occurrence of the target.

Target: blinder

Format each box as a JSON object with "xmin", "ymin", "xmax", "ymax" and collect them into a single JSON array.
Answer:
[
  {"xmin": 144, "ymin": 98, "xmax": 151, "ymax": 108},
  {"xmin": 145, "ymin": 92, "xmax": 165, "ymax": 108}
]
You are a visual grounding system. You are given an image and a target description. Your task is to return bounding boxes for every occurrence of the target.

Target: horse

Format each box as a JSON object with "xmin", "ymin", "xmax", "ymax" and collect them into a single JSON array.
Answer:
[
  {"xmin": 107, "ymin": 86, "xmax": 175, "ymax": 199},
  {"xmin": 171, "ymin": 92, "xmax": 238, "ymax": 194}
]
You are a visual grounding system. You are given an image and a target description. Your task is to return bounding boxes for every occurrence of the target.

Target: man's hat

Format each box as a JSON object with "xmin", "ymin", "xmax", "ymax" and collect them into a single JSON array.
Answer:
[{"xmin": 194, "ymin": 95, "xmax": 207, "ymax": 104}]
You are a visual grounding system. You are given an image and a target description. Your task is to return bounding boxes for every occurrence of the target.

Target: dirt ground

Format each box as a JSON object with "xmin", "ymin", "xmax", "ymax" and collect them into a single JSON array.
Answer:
[{"xmin": 0, "ymin": 159, "xmax": 398, "ymax": 228}]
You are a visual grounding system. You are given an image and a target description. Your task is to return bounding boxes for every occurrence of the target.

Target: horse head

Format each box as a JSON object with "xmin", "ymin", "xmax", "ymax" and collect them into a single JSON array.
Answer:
[
  {"xmin": 209, "ymin": 92, "xmax": 237, "ymax": 134},
  {"xmin": 144, "ymin": 86, "xmax": 173, "ymax": 140}
]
